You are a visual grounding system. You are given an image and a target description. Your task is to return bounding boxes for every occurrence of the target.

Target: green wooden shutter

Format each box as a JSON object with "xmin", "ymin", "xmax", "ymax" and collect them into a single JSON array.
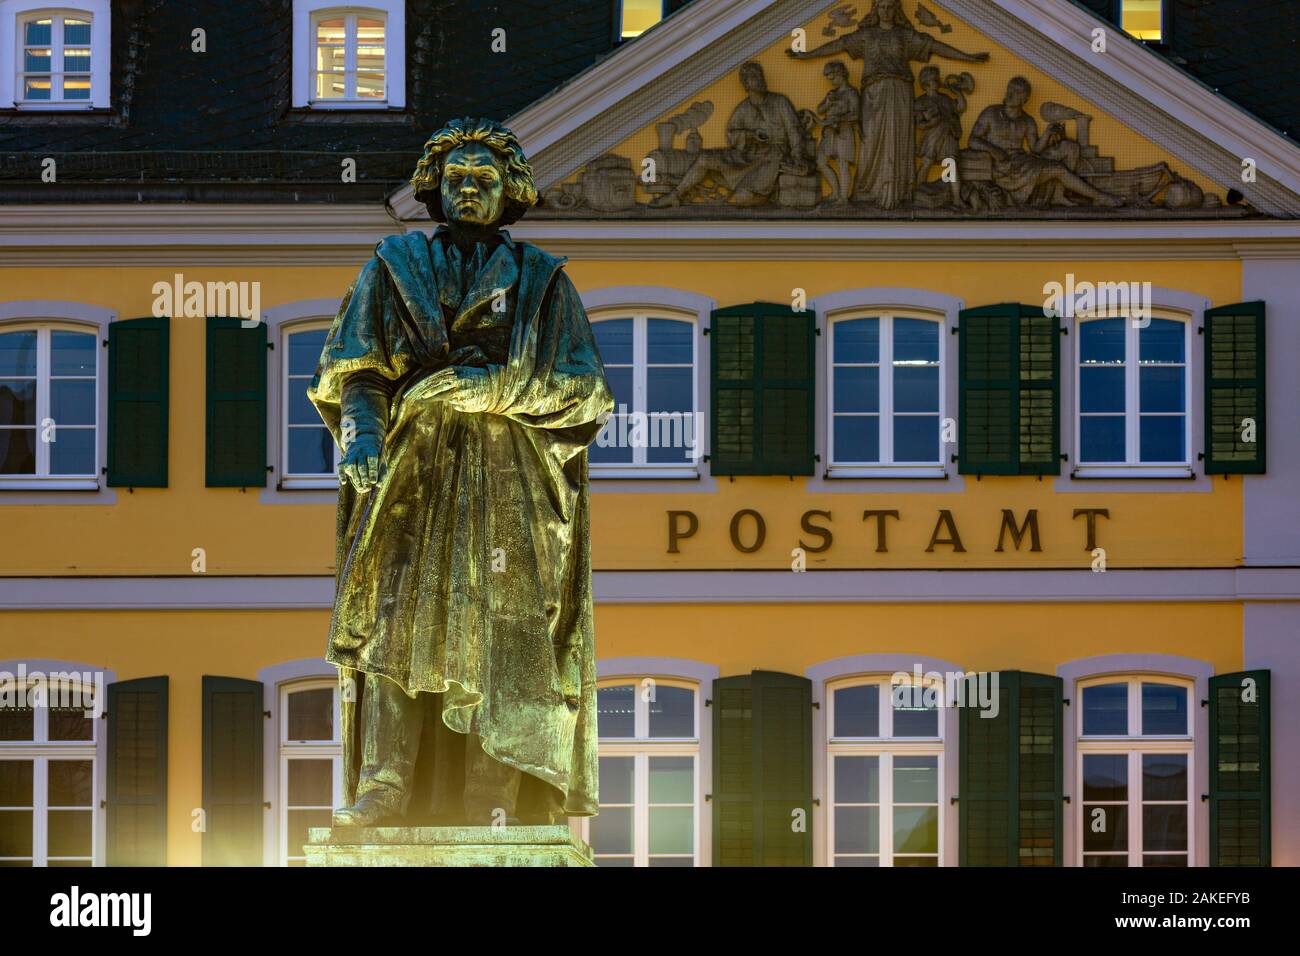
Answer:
[
  {"xmin": 959, "ymin": 671, "xmax": 1062, "ymax": 865},
  {"xmin": 958, "ymin": 305, "xmax": 1059, "ymax": 476},
  {"xmin": 710, "ymin": 303, "xmax": 815, "ymax": 476},
  {"xmin": 712, "ymin": 671, "xmax": 812, "ymax": 866},
  {"xmin": 1203, "ymin": 302, "xmax": 1266, "ymax": 474},
  {"xmin": 1210, "ymin": 670, "xmax": 1270, "ymax": 866},
  {"xmin": 202, "ymin": 676, "xmax": 264, "ymax": 866},
  {"xmin": 205, "ymin": 317, "xmax": 268, "ymax": 487},
  {"xmin": 107, "ymin": 317, "xmax": 169, "ymax": 487},
  {"xmin": 106, "ymin": 676, "xmax": 168, "ymax": 866}
]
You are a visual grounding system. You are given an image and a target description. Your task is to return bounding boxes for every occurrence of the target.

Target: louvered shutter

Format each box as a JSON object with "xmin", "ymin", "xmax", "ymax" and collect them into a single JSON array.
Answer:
[
  {"xmin": 1203, "ymin": 302, "xmax": 1265, "ymax": 474},
  {"xmin": 1210, "ymin": 670, "xmax": 1270, "ymax": 866},
  {"xmin": 107, "ymin": 317, "xmax": 169, "ymax": 487},
  {"xmin": 106, "ymin": 676, "xmax": 168, "ymax": 866},
  {"xmin": 202, "ymin": 676, "xmax": 265, "ymax": 866},
  {"xmin": 205, "ymin": 317, "xmax": 268, "ymax": 487}
]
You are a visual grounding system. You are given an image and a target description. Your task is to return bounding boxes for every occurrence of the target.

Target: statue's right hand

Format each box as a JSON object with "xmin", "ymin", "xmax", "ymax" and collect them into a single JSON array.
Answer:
[{"xmin": 340, "ymin": 433, "xmax": 383, "ymax": 492}]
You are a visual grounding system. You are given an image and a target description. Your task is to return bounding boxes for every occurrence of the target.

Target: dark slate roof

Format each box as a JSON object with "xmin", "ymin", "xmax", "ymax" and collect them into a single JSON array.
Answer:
[{"xmin": 1072, "ymin": 0, "xmax": 1298, "ymax": 141}]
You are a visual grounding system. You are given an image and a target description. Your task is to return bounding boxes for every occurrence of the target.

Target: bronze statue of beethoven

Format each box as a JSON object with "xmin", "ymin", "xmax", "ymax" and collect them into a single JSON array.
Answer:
[{"xmin": 308, "ymin": 118, "xmax": 614, "ymax": 827}]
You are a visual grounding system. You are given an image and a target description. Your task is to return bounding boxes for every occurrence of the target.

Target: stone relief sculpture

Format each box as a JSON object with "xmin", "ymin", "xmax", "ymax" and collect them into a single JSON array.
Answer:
[{"xmin": 537, "ymin": 1, "xmax": 1240, "ymax": 218}]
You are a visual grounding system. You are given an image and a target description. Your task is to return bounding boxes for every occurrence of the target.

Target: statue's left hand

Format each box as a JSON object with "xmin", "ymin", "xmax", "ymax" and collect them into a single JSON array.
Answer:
[{"xmin": 404, "ymin": 366, "xmax": 495, "ymax": 414}]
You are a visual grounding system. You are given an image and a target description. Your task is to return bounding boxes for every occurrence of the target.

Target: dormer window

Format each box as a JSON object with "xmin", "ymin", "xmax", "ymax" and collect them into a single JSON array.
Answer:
[
  {"xmin": 292, "ymin": 1, "xmax": 405, "ymax": 110},
  {"xmin": 1121, "ymin": 0, "xmax": 1163, "ymax": 42},
  {"xmin": 0, "ymin": 1, "xmax": 110, "ymax": 109},
  {"xmin": 619, "ymin": 0, "xmax": 664, "ymax": 40}
]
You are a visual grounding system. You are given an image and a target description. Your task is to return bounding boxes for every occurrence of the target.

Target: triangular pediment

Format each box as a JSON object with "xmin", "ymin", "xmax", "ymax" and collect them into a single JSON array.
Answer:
[{"xmin": 389, "ymin": 0, "xmax": 1300, "ymax": 222}]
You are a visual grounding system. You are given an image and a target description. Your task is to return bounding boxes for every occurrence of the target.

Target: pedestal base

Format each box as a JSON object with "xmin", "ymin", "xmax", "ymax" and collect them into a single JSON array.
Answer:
[{"xmin": 304, "ymin": 824, "xmax": 594, "ymax": 867}]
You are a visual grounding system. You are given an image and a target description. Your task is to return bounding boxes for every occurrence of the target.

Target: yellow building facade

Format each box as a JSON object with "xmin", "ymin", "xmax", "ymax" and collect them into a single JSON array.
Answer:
[{"xmin": 2, "ymin": 0, "xmax": 1295, "ymax": 868}]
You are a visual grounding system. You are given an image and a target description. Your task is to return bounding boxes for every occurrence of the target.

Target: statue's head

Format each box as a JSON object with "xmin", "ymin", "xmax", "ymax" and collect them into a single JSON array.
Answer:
[
  {"xmin": 919, "ymin": 65, "xmax": 940, "ymax": 90},
  {"xmin": 409, "ymin": 117, "xmax": 538, "ymax": 228},
  {"xmin": 1004, "ymin": 76, "xmax": 1031, "ymax": 109},
  {"xmin": 739, "ymin": 62, "xmax": 767, "ymax": 95},
  {"xmin": 823, "ymin": 60, "xmax": 849, "ymax": 85},
  {"xmin": 861, "ymin": 0, "xmax": 910, "ymax": 28}
]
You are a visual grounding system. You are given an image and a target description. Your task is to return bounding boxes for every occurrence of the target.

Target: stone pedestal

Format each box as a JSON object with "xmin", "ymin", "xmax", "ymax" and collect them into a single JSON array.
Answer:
[{"xmin": 304, "ymin": 825, "xmax": 594, "ymax": 867}]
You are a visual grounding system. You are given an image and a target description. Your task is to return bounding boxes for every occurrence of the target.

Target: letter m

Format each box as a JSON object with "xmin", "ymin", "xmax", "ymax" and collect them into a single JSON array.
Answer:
[{"xmin": 996, "ymin": 509, "xmax": 1041, "ymax": 552}]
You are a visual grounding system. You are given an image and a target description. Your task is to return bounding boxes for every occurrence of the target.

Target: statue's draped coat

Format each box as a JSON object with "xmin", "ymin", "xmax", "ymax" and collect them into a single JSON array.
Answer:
[{"xmin": 308, "ymin": 229, "xmax": 613, "ymax": 817}]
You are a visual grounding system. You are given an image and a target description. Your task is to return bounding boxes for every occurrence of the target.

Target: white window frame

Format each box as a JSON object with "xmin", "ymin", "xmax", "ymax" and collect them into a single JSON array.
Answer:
[
  {"xmin": 825, "ymin": 674, "xmax": 946, "ymax": 866},
  {"xmin": 588, "ymin": 308, "xmax": 700, "ymax": 480},
  {"xmin": 0, "ymin": 320, "xmax": 100, "ymax": 490},
  {"xmin": 1075, "ymin": 674, "xmax": 1194, "ymax": 867},
  {"xmin": 280, "ymin": 320, "xmax": 339, "ymax": 489},
  {"xmin": 579, "ymin": 675, "xmax": 702, "ymax": 867},
  {"xmin": 0, "ymin": 674, "xmax": 100, "ymax": 867},
  {"xmin": 277, "ymin": 678, "xmax": 342, "ymax": 867},
  {"xmin": 0, "ymin": 1, "xmax": 109, "ymax": 109},
  {"xmin": 827, "ymin": 310, "xmax": 946, "ymax": 477},
  {"xmin": 291, "ymin": 0, "xmax": 404, "ymax": 110},
  {"xmin": 1074, "ymin": 311, "xmax": 1193, "ymax": 478}
]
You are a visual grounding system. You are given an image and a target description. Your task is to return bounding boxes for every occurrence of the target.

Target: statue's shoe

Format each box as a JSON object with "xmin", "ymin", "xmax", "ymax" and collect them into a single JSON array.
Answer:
[{"xmin": 332, "ymin": 791, "xmax": 403, "ymax": 828}]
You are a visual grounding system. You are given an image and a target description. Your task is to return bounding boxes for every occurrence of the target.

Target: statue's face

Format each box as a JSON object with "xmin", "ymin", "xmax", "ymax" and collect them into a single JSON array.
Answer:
[
  {"xmin": 1005, "ymin": 83, "xmax": 1029, "ymax": 109},
  {"xmin": 440, "ymin": 142, "xmax": 507, "ymax": 227}
]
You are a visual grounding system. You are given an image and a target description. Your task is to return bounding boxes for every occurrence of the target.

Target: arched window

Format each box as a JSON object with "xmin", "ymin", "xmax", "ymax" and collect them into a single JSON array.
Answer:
[
  {"xmin": 589, "ymin": 310, "xmax": 699, "ymax": 477},
  {"xmin": 583, "ymin": 677, "xmax": 700, "ymax": 866},
  {"xmin": 1076, "ymin": 675, "xmax": 1193, "ymax": 866},
  {"xmin": 281, "ymin": 322, "xmax": 337, "ymax": 483},
  {"xmin": 0, "ymin": 2, "xmax": 110, "ymax": 109},
  {"xmin": 828, "ymin": 311, "xmax": 945, "ymax": 474},
  {"xmin": 292, "ymin": 1, "xmax": 405, "ymax": 109},
  {"xmin": 0, "ymin": 670, "xmax": 99, "ymax": 866},
  {"xmin": 278, "ymin": 680, "xmax": 341, "ymax": 866},
  {"xmin": 826, "ymin": 674, "xmax": 945, "ymax": 866},
  {"xmin": 0, "ymin": 322, "xmax": 98, "ymax": 481}
]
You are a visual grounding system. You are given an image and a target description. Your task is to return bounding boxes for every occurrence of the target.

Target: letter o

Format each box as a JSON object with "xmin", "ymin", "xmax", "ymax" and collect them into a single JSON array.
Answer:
[{"xmin": 729, "ymin": 509, "xmax": 766, "ymax": 553}]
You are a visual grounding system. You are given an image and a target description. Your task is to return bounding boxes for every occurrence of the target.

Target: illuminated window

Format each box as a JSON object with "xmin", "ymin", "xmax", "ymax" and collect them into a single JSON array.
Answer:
[
  {"xmin": 278, "ymin": 681, "xmax": 342, "ymax": 866},
  {"xmin": 1121, "ymin": 0, "xmax": 1163, "ymax": 42},
  {"xmin": 282, "ymin": 323, "xmax": 339, "ymax": 483},
  {"xmin": 1077, "ymin": 676, "xmax": 1193, "ymax": 866},
  {"xmin": 584, "ymin": 679, "xmax": 700, "ymax": 866},
  {"xmin": 619, "ymin": 0, "xmax": 664, "ymax": 39},
  {"xmin": 0, "ymin": 324, "xmax": 98, "ymax": 480},
  {"xmin": 826, "ymin": 676, "xmax": 946, "ymax": 866},
  {"xmin": 293, "ymin": 1, "xmax": 405, "ymax": 109},
  {"xmin": 0, "ymin": 2, "xmax": 109, "ymax": 109}
]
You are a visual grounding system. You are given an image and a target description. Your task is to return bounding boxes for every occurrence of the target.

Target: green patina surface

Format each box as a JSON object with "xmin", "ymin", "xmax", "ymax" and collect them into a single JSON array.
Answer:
[{"xmin": 305, "ymin": 825, "xmax": 595, "ymax": 867}]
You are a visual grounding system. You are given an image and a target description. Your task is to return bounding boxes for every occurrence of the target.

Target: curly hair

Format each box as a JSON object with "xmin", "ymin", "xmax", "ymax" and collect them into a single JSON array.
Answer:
[{"xmin": 409, "ymin": 117, "xmax": 539, "ymax": 225}]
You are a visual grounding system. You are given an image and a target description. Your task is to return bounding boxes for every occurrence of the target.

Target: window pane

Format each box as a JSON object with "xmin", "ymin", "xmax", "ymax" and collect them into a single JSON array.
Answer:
[
  {"xmin": 288, "ymin": 329, "xmax": 327, "ymax": 376},
  {"xmin": 834, "ymin": 805, "xmax": 878, "ymax": 854},
  {"xmin": 1139, "ymin": 366, "xmax": 1183, "ymax": 413},
  {"xmin": 63, "ymin": 49, "xmax": 91, "ymax": 72},
  {"xmin": 316, "ymin": 71, "xmax": 345, "ymax": 100},
  {"xmin": 588, "ymin": 418, "xmax": 632, "ymax": 464},
  {"xmin": 1121, "ymin": 0, "xmax": 1162, "ymax": 40},
  {"xmin": 356, "ymin": 73, "xmax": 386, "ymax": 99},
  {"xmin": 1080, "ymin": 318, "xmax": 1124, "ymax": 364},
  {"xmin": 1143, "ymin": 805, "xmax": 1187, "ymax": 852},
  {"xmin": 1140, "ymin": 319, "xmax": 1184, "ymax": 363},
  {"xmin": 1082, "ymin": 683, "xmax": 1128, "ymax": 735},
  {"xmin": 598, "ymin": 756, "xmax": 633, "ymax": 804},
  {"xmin": 48, "ymin": 761, "xmax": 93, "ymax": 806},
  {"xmin": 590, "ymin": 806, "xmax": 632, "ymax": 855},
  {"xmin": 63, "ymin": 77, "xmax": 91, "ymax": 100},
  {"xmin": 1080, "ymin": 366, "xmax": 1124, "ymax": 413},
  {"xmin": 834, "ymin": 755, "xmax": 879, "ymax": 805},
  {"xmin": 0, "ymin": 811, "xmax": 34, "ymax": 857},
  {"xmin": 24, "ymin": 49, "xmax": 51, "ymax": 73},
  {"xmin": 833, "ymin": 365, "xmax": 878, "ymax": 413},
  {"xmin": 316, "ymin": 16, "xmax": 345, "ymax": 40},
  {"xmin": 0, "ymin": 379, "xmax": 36, "ymax": 424},
  {"xmin": 287, "ymin": 384, "xmax": 320, "ymax": 425},
  {"xmin": 47, "ymin": 810, "xmax": 92, "ymax": 857},
  {"xmin": 1142, "ymin": 754, "xmax": 1187, "ymax": 802},
  {"xmin": 648, "ymin": 806, "xmax": 692, "ymax": 854},
  {"xmin": 1139, "ymin": 415, "xmax": 1184, "ymax": 463},
  {"xmin": 288, "ymin": 427, "xmax": 335, "ymax": 475},
  {"xmin": 0, "ymin": 428, "xmax": 36, "ymax": 474},
  {"xmin": 287, "ymin": 759, "xmax": 334, "ymax": 806},
  {"xmin": 647, "ymin": 318, "xmax": 692, "ymax": 364},
  {"xmin": 64, "ymin": 19, "xmax": 91, "ymax": 44},
  {"xmin": 356, "ymin": 45, "xmax": 385, "ymax": 70},
  {"xmin": 1083, "ymin": 853, "xmax": 1127, "ymax": 866},
  {"xmin": 835, "ymin": 854, "xmax": 879, "ymax": 866},
  {"xmin": 602, "ymin": 365, "xmax": 632, "ymax": 410},
  {"xmin": 1082, "ymin": 805, "xmax": 1127, "ymax": 852},
  {"xmin": 596, "ymin": 685, "xmax": 634, "ymax": 738},
  {"xmin": 893, "ymin": 806, "xmax": 938, "ymax": 854},
  {"xmin": 648, "ymin": 756, "xmax": 693, "ymax": 803},
  {"xmin": 833, "ymin": 415, "xmax": 878, "ymax": 463},
  {"xmin": 593, "ymin": 319, "xmax": 633, "ymax": 365},
  {"xmin": 894, "ymin": 415, "xmax": 939, "ymax": 463},
  {"xmin": 356, "ymin": 18, "xmax": 385, "ymax": 41},
  {"xmin": 0, "ymin": 331, "xmax": 36, "ymax": 376},
  {"xmin": 1080, "ymin": 416, "xmax": 1125, "ymax": 463},
  {"xmin": 286, "ymin": 808, "xmax": 330, "ymax": 859},
  {"xmin": 1082, "ymin": 754, "xmax": 1127, "ymax": 802},
  {"xmin": 286, "ymin": 688, "xmax": 334, "ymax": 741},
  {"xmin": 25, "ymin": 18, "xmax": 51, "ymax": 45},
  {"xmin": 0, "ymin": 704, "xmax": 34, "ymax": 741},
  {"xmin": 833, "ymin": 684, "xmax": 879, "ymax": 737},
  {"xmin": 1141, "ymin": 683, "xmax": 1187, "ymax": 736},
  {"xmin": 892, "ymin": 683, "xmax": 939, "ymax": 737},
  {"xmin": 48, "ymin": 704, "xmax": 94, "ymax": 741},
  {"xmin": 894, "ymin": 855, "xmax": 938, "ymax": 866},
  {"xmin": 893, "ymin": 318, "xmax": 938, "ymax": 362},
  {"xmin": 621, "ymin": 0, "xmax": 662, "ymax": 37},
  {"xmin": 50, "ymin": 332, "xmax": 96, "ymax": 375},
  {"xmin": 49, "ymin": 428, "xmax": 96, "ymax": 476},
  {"xmin": 893, "ymin": 755, "xmax": 938, "ymax": 803},
  {"xmin": 0, "ymin": 760, "xmax": 33, "ymax": 804},
  {"xmin": 833, "ymin": 318, "xmax": 878, "ymax": 364},
  {"xmin": 51, "ymin": 380, "xmax": 96, "ymax": 426},
  {"xmin": 1143, "ymin": 853, "xmax": 1187, "ymax": 867},
  {"xmin": 647, "ymin": 685, "xmax": 694, "ymax": 738},
  {"xmin": 646, "ymin": 367, "xmax": 691, "ymax": 415},
  {"xmin": 648, "ymin": 856, "xmax": 692, "ymax": 867},
  {"xmin": 893, "ymin": 366, "xmax": 938, "ymax": 413}
]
